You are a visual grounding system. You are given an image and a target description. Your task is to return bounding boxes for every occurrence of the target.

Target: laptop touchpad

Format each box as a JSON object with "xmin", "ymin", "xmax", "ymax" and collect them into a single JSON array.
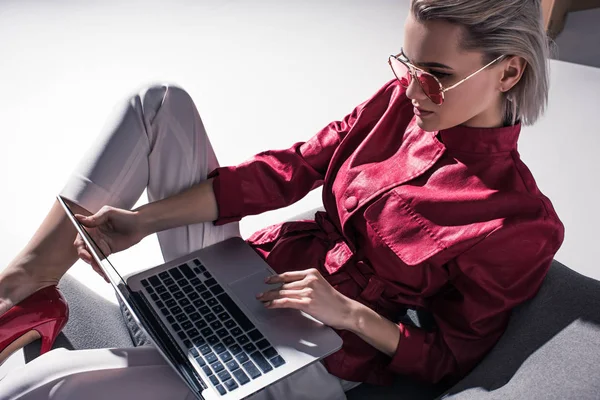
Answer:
[{"xmin": 229, "ymin": 269, "xmax": 295, "ymax": 323}]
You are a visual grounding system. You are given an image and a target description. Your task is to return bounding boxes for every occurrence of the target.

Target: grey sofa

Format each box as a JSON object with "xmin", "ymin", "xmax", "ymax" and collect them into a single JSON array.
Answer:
[{"xmin": 12, "ymin": 209, "xmax": 600, "ymax": 399}]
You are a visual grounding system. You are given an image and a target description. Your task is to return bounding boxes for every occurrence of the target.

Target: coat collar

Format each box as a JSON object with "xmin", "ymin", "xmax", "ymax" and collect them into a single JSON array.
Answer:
[{"xmin": 436, "ymin": 122, "xmax": 521, "ymax": 154}]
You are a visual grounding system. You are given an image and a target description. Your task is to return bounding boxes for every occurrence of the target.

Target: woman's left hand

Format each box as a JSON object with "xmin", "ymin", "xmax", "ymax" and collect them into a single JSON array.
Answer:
[{"xmin": 256, "ymin": 268, "xmax": 355, "ymax": 330}]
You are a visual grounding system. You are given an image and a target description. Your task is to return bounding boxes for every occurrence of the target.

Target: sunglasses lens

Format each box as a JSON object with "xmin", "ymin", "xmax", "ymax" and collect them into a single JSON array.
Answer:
[
  {"xmin": 415, "ymin": 71, "xmax": 444, "ymax": 105},
  {"xmin": 389, "ymin": 57, "xmax": 411, "ymax": 88}
]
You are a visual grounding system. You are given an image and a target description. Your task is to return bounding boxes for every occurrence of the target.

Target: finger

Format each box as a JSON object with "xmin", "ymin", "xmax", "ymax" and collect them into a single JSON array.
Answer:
[
  {"xmin": 92, "ymin": 263, "xmax": 110, "ymax": 283},
  {"xmin": 265, "ymin": 297, "xmax": 310, "ymax": 310},
  {"xmin": 279, "ymin": 280, "xmax": 309, "ymax": 290},
  {"xmin": 265, "ymin": 269, "xmax": 313, "ymax": 284},
  {"xmin": 77, "ymin": 248, "xmax": 94, "ymax": 265},
  {"xmin": 76, "ymin": 209, "xmax": 110, "ymax": 228},
  {"xmin": 257, "ymin": 288, "xmax": 309, "ymax": 302}
]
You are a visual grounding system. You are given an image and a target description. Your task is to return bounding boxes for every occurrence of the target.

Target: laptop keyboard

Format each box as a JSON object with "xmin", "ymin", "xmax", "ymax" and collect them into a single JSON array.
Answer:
[{"xmin": 142, "ymin": 259, "xmax": 286, "ymax": 396}]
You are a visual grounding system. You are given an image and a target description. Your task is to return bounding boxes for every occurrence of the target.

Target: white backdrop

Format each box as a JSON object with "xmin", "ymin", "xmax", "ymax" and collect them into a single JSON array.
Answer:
[{"xmin": 1, "ymin": 0, "xmax": 598, "ymax": 304}]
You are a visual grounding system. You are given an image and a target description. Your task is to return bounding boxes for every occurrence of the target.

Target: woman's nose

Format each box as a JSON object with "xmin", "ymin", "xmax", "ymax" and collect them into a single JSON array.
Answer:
[{"xmin": 405, "ymin": 75, "xmax": 429, "ymax": 103}]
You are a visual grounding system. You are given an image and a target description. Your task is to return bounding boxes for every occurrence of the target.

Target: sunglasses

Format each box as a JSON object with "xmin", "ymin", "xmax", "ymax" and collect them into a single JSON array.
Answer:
[{"xmin": 388, "ymin": 49, "xmax": 505, "ymax": 105}]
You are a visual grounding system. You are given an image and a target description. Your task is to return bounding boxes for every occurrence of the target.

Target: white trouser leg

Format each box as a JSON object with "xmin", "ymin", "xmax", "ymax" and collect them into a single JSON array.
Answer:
[{"xmin": 0, "ymin": 84, "xmax": 359, "ymax": 399}]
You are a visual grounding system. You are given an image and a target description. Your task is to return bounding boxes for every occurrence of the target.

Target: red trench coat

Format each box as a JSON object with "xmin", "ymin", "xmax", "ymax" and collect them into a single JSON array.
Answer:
[{"xmin": 208, "ymin": 79, "xmax": 564, "ymax": 386}]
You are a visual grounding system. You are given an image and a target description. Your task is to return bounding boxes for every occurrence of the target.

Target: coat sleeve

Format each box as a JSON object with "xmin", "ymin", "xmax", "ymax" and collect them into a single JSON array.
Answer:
[
  {"xmin": 208, "ymin": 80, "xmax": 400, "ymax": 225},
  {"xmin": 386, "ymin": 217, "xmax": 564, "ymax": 384}
]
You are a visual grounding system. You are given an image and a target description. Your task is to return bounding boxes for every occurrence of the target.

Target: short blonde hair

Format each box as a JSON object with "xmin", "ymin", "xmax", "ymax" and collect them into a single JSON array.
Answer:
[{"xmin": 411, "ymin": 0, "xmax": 552, "ymax": 126}]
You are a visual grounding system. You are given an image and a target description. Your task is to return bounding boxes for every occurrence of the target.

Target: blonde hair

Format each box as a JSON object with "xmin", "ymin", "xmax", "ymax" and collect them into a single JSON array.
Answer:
[{"xmin": 411, "ymin": 0, "xmax": 552, "ymax": 126}]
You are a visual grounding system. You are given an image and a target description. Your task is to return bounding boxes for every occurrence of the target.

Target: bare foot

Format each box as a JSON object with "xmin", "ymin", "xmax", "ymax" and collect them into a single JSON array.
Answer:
[{"xmin": 0, "ymin": 265, "xmax": 58, "ymax": 317}]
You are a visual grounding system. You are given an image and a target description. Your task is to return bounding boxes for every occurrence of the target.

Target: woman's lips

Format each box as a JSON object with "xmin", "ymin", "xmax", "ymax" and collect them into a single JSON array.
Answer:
[{"xmin": 414, "ymin": 107, "xmax": 433, "ymax": 117}]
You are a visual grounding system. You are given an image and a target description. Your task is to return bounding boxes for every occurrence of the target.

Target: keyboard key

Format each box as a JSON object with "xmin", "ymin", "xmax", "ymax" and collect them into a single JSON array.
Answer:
[
  {"xmin": 159, "ymin": 292, "xmax": 171, "ymax": 301},
  {"xmin": 173, "ymin": 292, "xmax": 185, "ymax": 300},
  {"xmin": 206, "ymin": 297, "xmax": 218, "ymax": 307},
  {"xmin": 177, "ymin": 279, "xmax": 188, "ymax": 287},
  {"xmin": 270, "ymin": 355, "xmax": 285, "ymax": 368},
  {"xmin": 237, "ymin": 335, "xmax": 250, "ymax": 345},
  {"xmin": 156, "ymin": 300, "xmax": 165, "ymax": 309},
  {"xmin": 163, "ymin": 277, "xmax": 175, "ymax": 286},
  {"xmin": 201, "ymin": 328, "xmax": 212, "ymax": 337},
  {"xmin": 235, "ymin": 352, "xmax": 249, "ymax": 364},
  {"xmin": 176, "ymin": 314, "xmax": 188, "ymax": 322},
  {"xmin": 179, "ymin": 298, "xmax": 190, "ymax": 306},
  {"xmin": 218, "ymin": 312, "xmax": 231, "ymax": 322},
  {"xmin": 182, "ymin": 321, "xmax": 193, "ymax": 330},
  {"xmin": 189, "ymin": 292, "xmax": 200, "ymax": 300},
  {"xmin": 256, "ymin": 339, "xmax": 270, "ymax": 350},
  {"xmin": 226, "ymin": 359, "xmax": 239, "ymax": 371},
  {"xmin": 199, "ymin": 344, "xmax": 212, "ymax": 355},
  {"xmin": 232, "ymin": 368, "xmax": 249, "ymax": 385},
  {"xmin": 211, "ymin": 361, "xmax": 224, "ymax": 373},
  {"xmin": 212, "ymin": 305, "xmax": 224, "ymax": 314},
  {"xmin": 195, "ymin": 356, "xmax": 206, "ymax": 367},
  {"xmin": 215, "ymin": 384, "xmax": 226, "ymax": 395},
  {"xmin": 146, "ymin": 286, "xmax": 154, "ymax": 293},
  {"xmin": 207, "ymin": 335, "xmax": 220, "ymax": 345},
  {"xmin": 228, "ymin": 344, "xmax": 242, "ymax": 355},
  {"xmin": 151, "ymin": 293, "xmax": 159, "ymax": 301},
  {"xmin": 193, "ymin": 259, "xmax": 202, "ymax": 267},
  {"xmin": 250, "ymin": 351, "xmax": 273, "ymax": 373},
  {"xmin": 183, "ymin": 339, "xmax": 192, "ymax": 348},
  {"xmin": 217, "ymin": 293, "xmax": 254, "ymax": 331},
  {"xmin": 230, "ymin": 327, "xmax": 243, "ymax": 337},
  {"xmin": 159, "ymin": 271, "xmax": 170, "ymax": 279},
  {"xmin": 187, "ymin": 328, "xmax": 199, "ymax": 338},
  {"xmin": 242, "ymin": 361, "xmax": 261, "ymax": 379},
  {"xmin": 243, "ymin": 343, "xmax": 256, "ymax": 353},
  {"xmin": 205, "ymin": 313, "xmax": 217, "ymax": 323},
  {"xmin": 141, "ymin": 279, "xmax": 150, "ymax": 287},
  {"xmin": 183, "ymin": 285, "xmax": 195, "ymax": 294},
  {"xmin": 177, "ymin": 331, "xmax": 187, "ymax": 340},
  {"xmin": 201, "ymin": 291, "xmax": 213, "ymax": 300},
  {"xmin": 180, "ymin": 264, "xmax": 195, "ymax": 279},
  {"xmin": 210, "ymin": 321, "xmax": 223, "ymax": 330},
  {"xmin": 220, "ymin": 351, "xmax": 233, "ymax": 363},
  {"xmin": 190, "ymin": 278, "xmax": 201, "ymax": 286},
  {"xmin": 170, "ymin": 268, "xmax": 183, "ymax": 280},
  {"xmin": 224, "ymin": 379, "xmax": 238, "ymax": 391},
  {"xmin": 202, "ymin": 365, "xmax": 213, "ymax": 376},
  {"xmin": 192, "ymin": 299, "xmax": 205, "ymax": 308},
  {"xmin": 189, "ymin": 312, "xmax": 201, "ymax": 321},
  {"xmin": 248, "ymin": 329, "xmax": 263, "ymax": 342},
  {"xmin": 216, "ymin": 328, "xmax": 228, "ymax": 337},
  {"xmin": 166, "ymin": 299, "xmax": 177, "ymax": 308},
  {"xmin": 148, "ymin": 276, "xmax": 161, "ymax": 286},
  {"xmin": 173, "ymin": 323, "xmax": 181, "ymax": 331},
  {"xmin": 205, "ymin": 278, "xmax": 217, "ymax": 287},
  {"xmin": 184, "ymin": 305, "xmax": 195, "ymax": 313},
  {"xmin": 190, "ymin": 347, "xmax": 199, "ymax": 357},
  {"xmin": 263, "ymin": 347, "xmax": 277, "ymax": 359},
  {"xmin": 204, "ymin": 271, "xmax": 212, "ymax": 279},
  {"xmin": 213, "ymin": 343, "xmax": 226, "ymax": 354},
  {"xmin": 160, "ymin": 308, "xmax": 169, "ymax": 316},
  {"xmin": 166, "ymin": 316, "xmax": 175, "ymax": 324},
  {"xmin": 210, "ymin": 285, "xmax": 224, "ymax": 295},
  {"xmin": 193, "ymin": 336, "xmax": 206, "ymax": 346},
  {"xmin": 224, "ymin": 320, "xmax": 237, "ymax": 329},
  {"xmin": 222, "ymin": 336, "xmax": 236, "ymax": 346},
  {"xmin": 217, "ymin": 370, "xmax": 231, "ymax": 382},
  {"xmin": 205, "ymin": 352, "xmax": 217, "ymax": 364},
  {"xmin": 210, "ymin": 375, "xmax": 220, "ymax": 386},
  {"xmin": 195, "ymin": 320, "xmax": 207, "ymax": 329},
  {"xmin": 171, "ymin": 306, "xmax": 182, "ymax": 315},
  {"xmin": 167, "ymin": 284, "xmax": 179, "ymax": 293},
  {"xmin": 199, "ymin": 306, "xmax": 210, "ymax": 314},
  {"xmin": 155, "ymin": 285, "xmax": 166, "ymax": 294}
]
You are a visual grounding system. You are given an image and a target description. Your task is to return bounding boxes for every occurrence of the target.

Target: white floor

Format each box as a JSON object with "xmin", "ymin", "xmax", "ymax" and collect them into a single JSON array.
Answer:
[{"xmin": 1, "ymin": 0, "xmax": 599, "ymax": 306}]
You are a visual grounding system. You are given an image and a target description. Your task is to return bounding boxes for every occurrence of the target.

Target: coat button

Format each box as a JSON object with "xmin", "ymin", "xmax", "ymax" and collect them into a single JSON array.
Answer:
[{"xmin": 344, "ymin": 196, "xmax": 358, "ymax": 211}]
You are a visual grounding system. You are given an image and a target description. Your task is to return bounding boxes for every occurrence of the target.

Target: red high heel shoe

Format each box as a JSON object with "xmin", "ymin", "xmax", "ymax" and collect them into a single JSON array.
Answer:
[{"xmin": 0, "ymin": 285, "xmax": 69, "ymax": 363}]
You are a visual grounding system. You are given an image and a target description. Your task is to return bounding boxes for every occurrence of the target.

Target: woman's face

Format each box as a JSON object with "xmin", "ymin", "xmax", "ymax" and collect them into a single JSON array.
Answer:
[{"xmin": 402, "ymin": 13, "xmax": 508, "ymax": 131}]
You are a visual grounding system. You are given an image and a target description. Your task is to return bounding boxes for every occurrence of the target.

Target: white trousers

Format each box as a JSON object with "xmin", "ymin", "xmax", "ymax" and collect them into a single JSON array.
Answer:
[{"xmin": 0, "ymin": 85, "xmax": 359, "ymax": 400}]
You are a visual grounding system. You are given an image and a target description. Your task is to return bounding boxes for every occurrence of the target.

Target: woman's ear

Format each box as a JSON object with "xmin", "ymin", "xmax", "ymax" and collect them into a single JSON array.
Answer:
[{"xmin": 499, "ymin": 56, "xmax": 527, "ymax": 93}]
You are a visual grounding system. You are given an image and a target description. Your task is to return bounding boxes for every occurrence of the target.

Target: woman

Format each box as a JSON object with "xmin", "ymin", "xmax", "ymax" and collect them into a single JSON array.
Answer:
[{"xmin": 0, "ymin": 0, "xmax": 564, "ymax": 399}]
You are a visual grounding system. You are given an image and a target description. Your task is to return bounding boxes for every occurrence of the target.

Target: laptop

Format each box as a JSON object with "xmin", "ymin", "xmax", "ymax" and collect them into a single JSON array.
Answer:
[{"xmin": 57, "ymin": 195, "xmax": 342, "ymax": 400}]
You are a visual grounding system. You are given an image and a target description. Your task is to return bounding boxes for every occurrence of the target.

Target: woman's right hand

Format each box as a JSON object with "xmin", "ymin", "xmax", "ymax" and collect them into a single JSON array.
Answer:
[{"xmin": 73, "ymin": 206, "xmax": 148, "ymax": 282}]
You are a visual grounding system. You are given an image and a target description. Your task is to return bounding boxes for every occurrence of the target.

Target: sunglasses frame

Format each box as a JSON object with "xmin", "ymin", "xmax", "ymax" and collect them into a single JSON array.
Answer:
[{"xmin": 388, "ymin": 50, "xmax": 506, "ymax": 105}]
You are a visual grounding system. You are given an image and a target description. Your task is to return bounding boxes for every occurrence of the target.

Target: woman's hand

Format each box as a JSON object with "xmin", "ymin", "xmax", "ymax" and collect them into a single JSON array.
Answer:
[
  {"xmin": 73, "ymin": 206, "xmax": 148, "ymax": 282},
  {"xmin": 256, "ymin": 268, "xmax": 355, "ymax": 330}
]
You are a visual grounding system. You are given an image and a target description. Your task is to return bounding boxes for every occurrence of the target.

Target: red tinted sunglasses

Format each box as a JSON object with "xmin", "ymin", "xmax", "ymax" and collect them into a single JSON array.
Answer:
[{"xmin": 388, "ymin": 50, "xmax": 505, "ymax": 105}]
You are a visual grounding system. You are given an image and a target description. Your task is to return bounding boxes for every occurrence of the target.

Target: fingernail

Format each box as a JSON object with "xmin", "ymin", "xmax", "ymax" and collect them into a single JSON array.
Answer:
[
  {"xmin": 256, "ymin": 292, "xmax": 263, "ymax": 298},
  {"xmin": 264, "ymin": 301, "xmax": 271, "ymax": 307},
  {"xmin": 264, "ymin": 276, "xmax": 271, "ymax": 283}
]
